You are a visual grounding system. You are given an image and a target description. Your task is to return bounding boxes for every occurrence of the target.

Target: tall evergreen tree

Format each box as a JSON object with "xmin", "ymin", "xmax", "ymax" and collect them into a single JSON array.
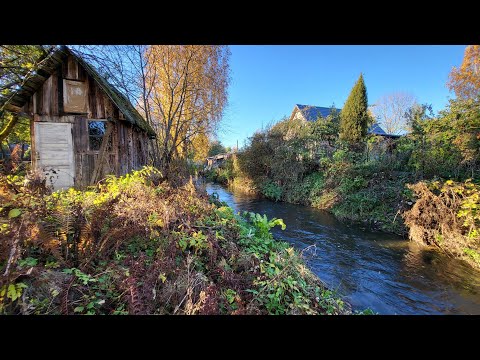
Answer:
[{"xmin": 339, "ymin": 73, "xmax": 369, "ymax": 145}]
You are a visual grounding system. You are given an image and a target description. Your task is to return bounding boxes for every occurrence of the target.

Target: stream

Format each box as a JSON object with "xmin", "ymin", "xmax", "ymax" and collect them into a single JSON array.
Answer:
[{"xmin": 206, "ymin": 183, "xmax": 480, "ymax": 315}]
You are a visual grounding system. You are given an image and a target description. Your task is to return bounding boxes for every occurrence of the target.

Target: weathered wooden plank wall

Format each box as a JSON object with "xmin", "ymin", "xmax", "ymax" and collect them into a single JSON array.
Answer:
[{"xmin": 25, "ymin": 54, "xmax": 150, "ymax": 189}]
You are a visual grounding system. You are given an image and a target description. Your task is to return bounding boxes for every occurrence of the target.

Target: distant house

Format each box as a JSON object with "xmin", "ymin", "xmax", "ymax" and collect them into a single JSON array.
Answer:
[
  {"xmin": 289, "ymin": 104, "xmax": 400, "ymax": 138},
  {"xmin": 0, "ymin": 46, "xmax": 156, "ymax": 190}
]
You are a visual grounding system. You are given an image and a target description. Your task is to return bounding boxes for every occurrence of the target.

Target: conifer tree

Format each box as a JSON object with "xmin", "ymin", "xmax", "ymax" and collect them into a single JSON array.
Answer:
[{"xmin": 339, "ymin": 73, "xmax": 369, "ymax": 144}]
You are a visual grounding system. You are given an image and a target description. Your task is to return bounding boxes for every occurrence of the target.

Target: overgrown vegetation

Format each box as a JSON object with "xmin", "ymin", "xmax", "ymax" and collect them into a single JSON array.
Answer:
[
  {"xmin": 221, "ymin": 92, "xmax": 479, "ymax": 268},
  {"xmin": 202, "ymin": 48, "xmax": 480, "ymax": 271},
  {"xmin": 403, "ymin": 179, "xmax": 480, "ymax": 269},
  {"xmin": 0, "ymin": 167, "xmax": 348, "ymax": 314}
]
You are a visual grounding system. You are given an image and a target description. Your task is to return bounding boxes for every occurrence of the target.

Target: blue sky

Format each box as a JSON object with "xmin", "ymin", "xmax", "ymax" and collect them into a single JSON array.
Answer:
[{"xmin": 219, "ymin": 45, "xmax": 466, "ymax": 148}]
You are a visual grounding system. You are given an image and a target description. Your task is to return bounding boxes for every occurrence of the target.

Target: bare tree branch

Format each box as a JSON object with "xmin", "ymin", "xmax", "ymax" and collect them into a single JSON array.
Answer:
[{"xmin": 372, "ymin": 92, "xmax": 417, "ymax": 135}]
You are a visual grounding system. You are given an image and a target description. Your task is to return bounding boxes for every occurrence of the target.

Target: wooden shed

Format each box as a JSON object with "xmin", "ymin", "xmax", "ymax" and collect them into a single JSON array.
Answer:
[{"xmin": 2, "ymin": 46, "xmax": 156, "ymax": 190}]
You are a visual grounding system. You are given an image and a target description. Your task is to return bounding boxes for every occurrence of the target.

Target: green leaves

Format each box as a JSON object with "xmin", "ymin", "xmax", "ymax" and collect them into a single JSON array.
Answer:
[
  {"xmin": 178, "ymin": 231, "xmax": 208, "ymax": 254},
  {"xmin": 63, "ymin": 268, "xmax": 97, "ymax": 285},
  {"xmin": 224, "ymin": 289, "xmax": 237, "ymax": 304},
  {"xmin": 1, "ymin": 282, "xmax": 27, "ymax": 302},
  {"xmin": 340, "ymin": 73, "xmax": 369, "ymax": 145},
  {"xmin": 18, "ymin": 257, "xmax": 38, "ymax": 268},
  {"xmin": 268, "ymin": 218, "xmax": 286, "ymax": 231},
  {"xmin": 8, "ymin": 208, "xmax": 21, "ymax": 218}
]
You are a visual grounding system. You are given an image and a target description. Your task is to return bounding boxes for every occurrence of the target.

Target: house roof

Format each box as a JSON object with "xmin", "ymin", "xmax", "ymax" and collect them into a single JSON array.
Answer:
[
  {"xmin": 295, "ymin": 104, "xmax": 341, "ymax": 122},
  {"xmin": 1, "ymin": 46, "xmax": 156, "ymax": 138},
  {"xmin": 294, "ymin": 104, "xmax": 396, "ymax": 137},
  {"xmin": 368, "ymin": 122, "xmax": 387, "ymax": 136}
]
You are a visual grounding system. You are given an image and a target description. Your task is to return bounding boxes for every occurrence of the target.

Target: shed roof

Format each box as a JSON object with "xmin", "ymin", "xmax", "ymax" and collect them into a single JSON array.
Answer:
[{"xmin": 1, "ymin": 46, "xmax": 156, "ymax": 138}]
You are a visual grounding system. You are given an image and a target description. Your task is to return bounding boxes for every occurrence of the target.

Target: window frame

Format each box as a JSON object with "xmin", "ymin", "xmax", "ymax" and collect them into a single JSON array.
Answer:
[{"xmin": 87, "ymin": 119, "xmax": 108, "ymax": 152}]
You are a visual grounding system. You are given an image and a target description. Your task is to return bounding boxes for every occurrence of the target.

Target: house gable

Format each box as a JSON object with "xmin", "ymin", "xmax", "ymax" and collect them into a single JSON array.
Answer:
[
  {"xmin": 289, "ymin": 103, "xmax": 397, "ymax": 137},
  {"xmin": 0, "ymin": 46, "xmax": 155, "ymax": 190},
  {"xmin": 1, "ymin": 46, "xmax": 155, "ymax": 138}
]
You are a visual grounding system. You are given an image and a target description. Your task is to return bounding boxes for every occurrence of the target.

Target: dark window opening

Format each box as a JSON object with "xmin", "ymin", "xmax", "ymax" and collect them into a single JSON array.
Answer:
[{"xmin": 88, "ymin": 121, "xmax": 106, "ymax": 151}]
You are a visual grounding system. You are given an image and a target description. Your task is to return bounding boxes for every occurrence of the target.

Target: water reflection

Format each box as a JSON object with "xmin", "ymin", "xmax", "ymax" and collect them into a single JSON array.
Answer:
[{"xmin": 206, "ymin": 183, "xmax": 480, "ymax": 315}]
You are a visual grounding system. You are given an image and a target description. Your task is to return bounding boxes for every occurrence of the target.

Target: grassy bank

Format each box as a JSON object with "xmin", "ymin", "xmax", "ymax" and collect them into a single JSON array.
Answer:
[
  {"xmin": 206, "ymin": 96, "xmax": 480, "ymax": 269},
  {"xmin": 0, "ymin": 167, "xmax": 350, "ymax": 315},
  {"xmin": 205, "ymin": 153, "xmax": 408, "ymax": 235},
  {"xmin": 208, "ymin": 159, "xmax": 480, "ymax": 270}
]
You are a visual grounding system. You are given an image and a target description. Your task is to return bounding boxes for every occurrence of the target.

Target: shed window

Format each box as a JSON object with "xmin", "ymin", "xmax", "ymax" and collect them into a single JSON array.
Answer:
[{"xmin": 88, "ymin": 121, "xmax": 106, "ymax": 151}]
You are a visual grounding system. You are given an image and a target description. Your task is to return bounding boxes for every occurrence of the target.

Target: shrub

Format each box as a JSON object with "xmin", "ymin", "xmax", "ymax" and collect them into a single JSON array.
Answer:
[
  {"xmin": 261, "ymin": 181, "xmax": 283, "ymax": 201},
  {"xmin": 403, "ymin": 179, "xmax": 480, "ymax": 269},
  {"xmin": 0, "ymin": 166, "xmax": 350, "ymax": 315}
]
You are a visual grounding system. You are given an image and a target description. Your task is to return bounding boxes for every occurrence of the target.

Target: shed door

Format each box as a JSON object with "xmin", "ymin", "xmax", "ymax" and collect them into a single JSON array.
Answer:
[{"xmin": 34, "ymin": 122, "xmax": 75, "ymax": 190}]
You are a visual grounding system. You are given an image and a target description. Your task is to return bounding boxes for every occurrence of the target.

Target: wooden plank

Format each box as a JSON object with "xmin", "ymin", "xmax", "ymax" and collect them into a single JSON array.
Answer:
[
  {"xmin": 73, "ymin": 117, "xmax": 88, "ymax": 153},
  {"xmin": 119, "ymin": 125, "xmax": 126, "ymax": 175},
  {"xmin": 30, "ymin": 116, "xmax": 36, "ymax": 168},
  {"xmin": 36, "ymin": 68, "xmax": 51, "ymax": 79},
  {"xmin": 97, "ymin": 87, "xmax": 105, "ymax": 118},
  {"xmin": 62, "ymin": 60, "xmax": 68, "ymax": 78},
  {"xmin": 115, "ymin": 123, "xmax": 121, "ymax": 175},
  {"xmin": 25, "ymin": 97, "xmax": 34, "ymax": 114},
  {"xmin": 33, "ymin": 115, "xmax": 73, "ymax": 123},
  {"xmin": 87, "ymin": 77, "xmax": 97, "ymax": 117},
  {"xmin": 57, "ymin": 68, "xmax": 64, "ymax": 115},
  {"xmin": 104, "ymin": 96, "xmax": 113, "ymax": 118},
  {"xmin": 22, "ymin": 83, "xmax": 37, "ymax": 94},
  {"xmin": 42, "ymin": 76, "xmax": 52, "ymax": 116},
  {"xmin": 36, "ymin": 87, "xmax": 43, "ymax": 115},
  {"xmin": 67, "ymin": 56, "xmax": 76, "ymax": 79},
  {"xmin": 63, "ymin": 79, "xmax": 87, "ymax": 113},
  {"xmin": 32, "ymin": 92, "xmax": 37, "ymax": 113},
  {"xmin": 139, "ymin": 133, "xmax": 144, "ymax": 166},
  {"xmin": 77, "ymin": 64, "xmax": 86, "ymax": 81},
  {"xmin": 51, "ymin": 74, "xmax": 58, "ymax": 116},
  {"xmin": 128, "ymin": 126, "xmax": 134, "ymax": 172},
  {"xmin": 74, "ymin": 154, "xmax": 82, "ymax": 187}
]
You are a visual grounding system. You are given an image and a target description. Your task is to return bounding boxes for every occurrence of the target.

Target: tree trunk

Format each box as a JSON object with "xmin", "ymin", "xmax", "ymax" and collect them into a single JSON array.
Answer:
[{"xmin": 0, "ymin": 113, "xmax": 19, "ymax": 144}]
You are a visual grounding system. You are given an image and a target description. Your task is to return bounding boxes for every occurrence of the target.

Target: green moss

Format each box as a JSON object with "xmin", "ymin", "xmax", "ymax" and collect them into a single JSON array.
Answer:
[{"xmin": 464, "ymin": 248, "xmax": 480, "ymax": 264}]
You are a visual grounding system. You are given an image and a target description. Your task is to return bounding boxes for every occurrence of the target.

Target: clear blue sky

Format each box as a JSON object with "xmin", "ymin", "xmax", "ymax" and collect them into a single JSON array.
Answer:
[{"xmin": 219, "ymin": 45, "xmax": 466, "ymax": 149}]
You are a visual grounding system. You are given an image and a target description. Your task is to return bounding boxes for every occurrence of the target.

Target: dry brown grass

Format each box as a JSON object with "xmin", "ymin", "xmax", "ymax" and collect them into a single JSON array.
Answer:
[{"xmin": 403, "ymin": 181, "xmax": 480, "ymax": 269}]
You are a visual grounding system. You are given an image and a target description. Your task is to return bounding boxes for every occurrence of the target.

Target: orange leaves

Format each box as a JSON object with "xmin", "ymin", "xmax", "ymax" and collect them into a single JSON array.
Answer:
[
  {"xmin": 447, "ymin": 45, "xmax": 480, "ymax": 100},
  {"xmin": 143, "ymin": 45, "xmax": 230, "ymax": 173}
]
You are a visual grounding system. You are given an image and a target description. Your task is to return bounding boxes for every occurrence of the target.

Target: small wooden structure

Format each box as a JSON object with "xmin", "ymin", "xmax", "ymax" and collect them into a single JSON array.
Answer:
[
  {"xmin": 1, "ymin": 46, "xmax": 156, "ymax": 190},
  {"xmin": 205, "ymin": 152, "xmax": 232, "ymax": 171}
]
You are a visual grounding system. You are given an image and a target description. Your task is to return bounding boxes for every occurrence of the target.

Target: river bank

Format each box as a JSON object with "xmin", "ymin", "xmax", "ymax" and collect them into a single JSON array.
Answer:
[
  {"xmin": 0, "ymin": 167, "xmax": 349, "ymax": 315},
  {"xmin": 206, "ymin": 182, "xmax": 480, "ymax": 314},
  {"xmin": 206, "ymin": 165, "xmax": 408, "ymax": 236}
]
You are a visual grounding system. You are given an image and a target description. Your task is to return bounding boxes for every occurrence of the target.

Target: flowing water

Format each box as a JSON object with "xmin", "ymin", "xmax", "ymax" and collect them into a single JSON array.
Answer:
[{"xmin": 206, "ymin": 183, "xmax": 480, "ymax": 315}]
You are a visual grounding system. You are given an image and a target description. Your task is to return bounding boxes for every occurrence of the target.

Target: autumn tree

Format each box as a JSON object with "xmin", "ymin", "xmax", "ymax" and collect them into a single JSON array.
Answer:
[
  {"xmin": 0, "ymin": 45, "xmax": 56, "ymax": 144},
  {"xmin": 447, "ymin": 45, "xmax": 480, "ymax": 100},
  {"xmin": 339, "ymin": 73, "xmax": 370, "ymax": 145},
  {"xmin": 372, "ymin": 92, "xmax": 417, "ymax": 135},
  {"xmin": 208, "ymin": 140, "xmax": 226, "ymax": 157},
  {"xmin": 144, "ymin": 45, "xmax": 230, "ymax": 177},
  {"xmin": 190, "ymin": 132, "xmax": 210, "ymax": 162}
]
